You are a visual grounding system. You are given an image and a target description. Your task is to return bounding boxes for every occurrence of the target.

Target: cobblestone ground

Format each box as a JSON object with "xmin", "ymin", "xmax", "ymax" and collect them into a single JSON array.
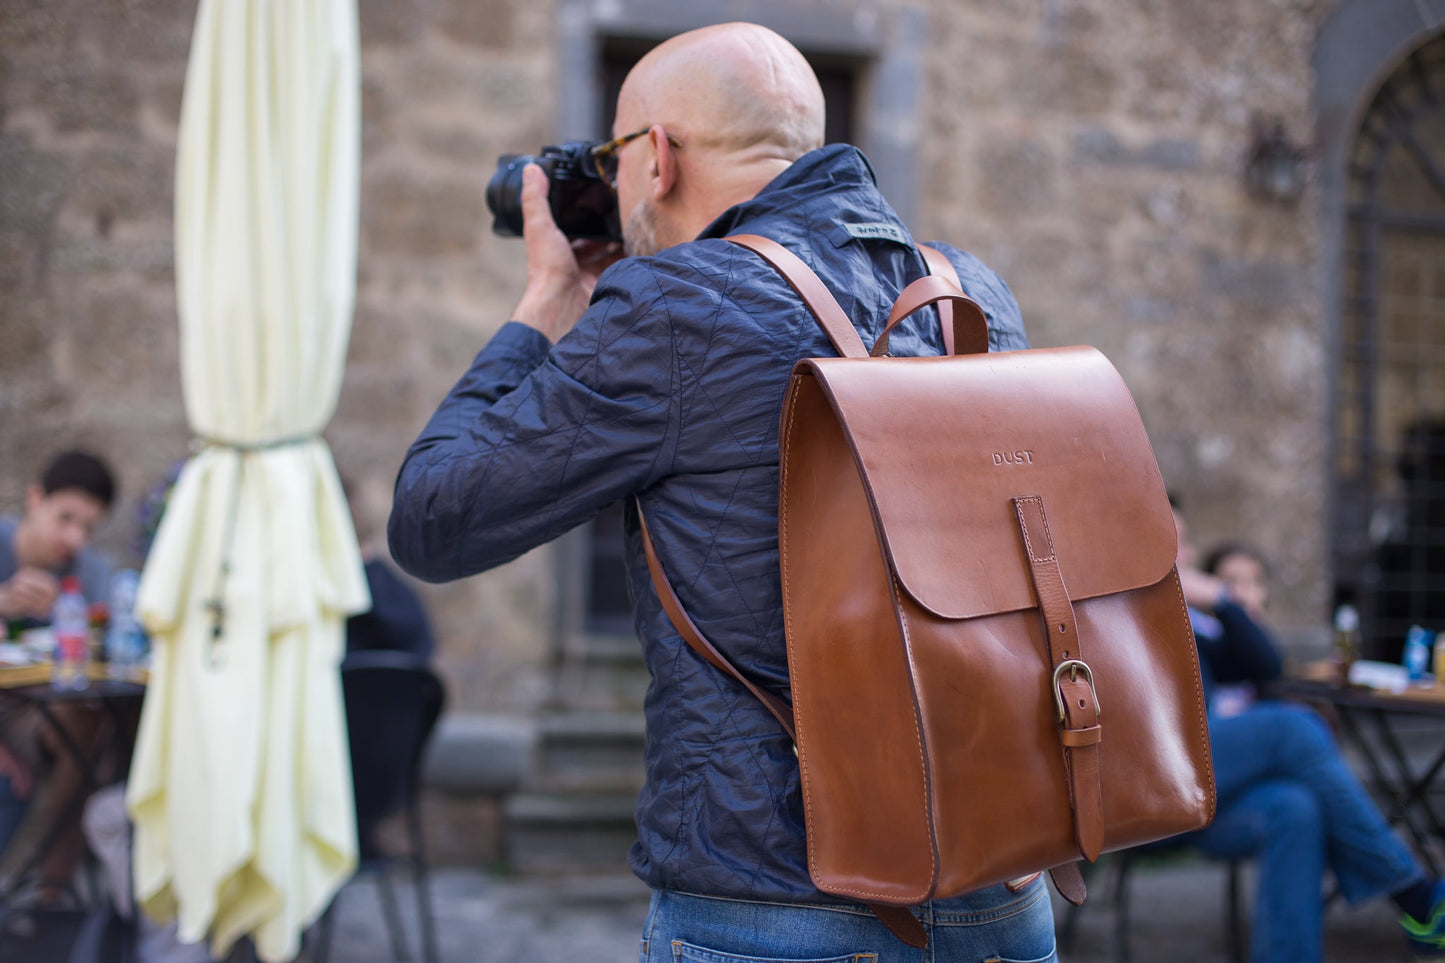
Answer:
[{"xmin": 306, "ymin": 858, "xmax": 1405, "ymax": 963}]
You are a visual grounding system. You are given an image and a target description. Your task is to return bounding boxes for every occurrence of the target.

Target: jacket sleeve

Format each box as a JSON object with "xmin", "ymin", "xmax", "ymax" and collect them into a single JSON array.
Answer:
[
  {"xmin": 1200, "ymin": 599, "xmax": 1284, "ymax": 685},
  {"xmin": 387, "ymin": 261, "xmax": 678, "ymax": 583}
]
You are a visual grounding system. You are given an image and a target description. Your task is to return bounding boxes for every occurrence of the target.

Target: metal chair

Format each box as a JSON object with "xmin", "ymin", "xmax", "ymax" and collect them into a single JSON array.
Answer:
[
  {"xmin": 313, "ymin": 650, "xmax": 446, "ymax": 963},
  {"xmin": 1059, "ymin": 842, "xmax": 1246, "ymax": 963}
]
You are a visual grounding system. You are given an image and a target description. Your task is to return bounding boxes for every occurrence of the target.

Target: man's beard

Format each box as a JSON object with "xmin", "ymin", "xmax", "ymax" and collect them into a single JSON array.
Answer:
[{"xmin": 623, "ymin": 197, "xmax": 661, "ymax": 259}]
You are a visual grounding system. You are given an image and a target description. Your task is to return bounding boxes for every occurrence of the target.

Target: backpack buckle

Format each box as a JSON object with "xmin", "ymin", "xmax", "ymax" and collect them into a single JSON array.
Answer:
[{"xmin": 1052, "ymin": 658, "xmax": 1100, "ymax": 723}]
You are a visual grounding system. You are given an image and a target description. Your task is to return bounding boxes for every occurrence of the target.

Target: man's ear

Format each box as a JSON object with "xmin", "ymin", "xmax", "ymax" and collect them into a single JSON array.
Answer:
[{"xmin": 649, "ymin": 124, "xmax": 677, "ymax": 200}]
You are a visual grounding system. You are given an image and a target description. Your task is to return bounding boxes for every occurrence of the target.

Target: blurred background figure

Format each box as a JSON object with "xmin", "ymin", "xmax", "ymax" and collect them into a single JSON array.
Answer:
[
  {"xmin": 0, "ymin": 450, "xmax": 122, "ymax": 907},
  {"xmin": 346, "ymin": 554, "xmax": 435, "ymax": 661},
  {"xmin": 1204, "ymin": 542, "xmax": 1271, "ymax": 620},
  {"xmin": 1172, "ymin": 494, "xmax": 1445, "ymax": 961},
  {"xmin": 0, "ymin": 450, "xmax": 115, "ymax": 626},
  {"xmin": 343, "ymin": 475, "xmax": 434, "ymax": 661}
]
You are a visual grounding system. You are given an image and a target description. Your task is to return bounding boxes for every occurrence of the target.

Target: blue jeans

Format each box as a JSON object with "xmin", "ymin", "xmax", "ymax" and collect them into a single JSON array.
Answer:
[
  {"xmin": 638, "ymin": 879, "xmax": 1057, "ymax": 962},
  {"xmin": 1191, "ymin": 701, "xmax": 1421, "ymax": 963}
]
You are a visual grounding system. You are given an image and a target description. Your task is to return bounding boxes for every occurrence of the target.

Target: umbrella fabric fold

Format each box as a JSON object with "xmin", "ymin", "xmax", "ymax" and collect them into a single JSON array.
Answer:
[{"xmin": 129, "ymin": 2, "xmax": 368, "ymax": 959}]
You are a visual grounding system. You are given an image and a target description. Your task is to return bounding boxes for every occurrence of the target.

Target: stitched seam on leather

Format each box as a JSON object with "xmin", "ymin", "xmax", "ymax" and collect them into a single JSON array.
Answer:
[
  {"xmin": 1169, "ymin": 567, "xmax": 1218, "ymax": 818},
  {"xmin": 1015, "ymin": 495, "xmax": 1057, "ymax": 564},
  {"xmin": 778, "ymin": 377, "xmax": 819, "ymax": 881},
  {"xmin": 891, "ymin": 583, "xmax": 940, "ymax": 899},
  {"xmin": 781, "ymin": 374, "xmax": 932, "ymax": 905}
]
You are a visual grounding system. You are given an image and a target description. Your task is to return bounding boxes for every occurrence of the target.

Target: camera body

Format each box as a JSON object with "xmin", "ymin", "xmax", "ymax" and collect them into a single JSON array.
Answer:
[{"xmin": 486, "ymin": 140, "xmax": 621, "ymax": 242}]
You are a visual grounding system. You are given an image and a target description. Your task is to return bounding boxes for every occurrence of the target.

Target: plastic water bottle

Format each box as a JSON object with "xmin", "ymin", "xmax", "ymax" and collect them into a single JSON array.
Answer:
[
  {"xmin": 51, "ymin": 576, "xmax": 90, "ymax": 691},
  {"xmin": 104, "ymin": 569, "xmax": 145, "ymax": 681},
  {"xmin": 1404, "ymin": 624, "xmax": 1433, "ymax": 684}
]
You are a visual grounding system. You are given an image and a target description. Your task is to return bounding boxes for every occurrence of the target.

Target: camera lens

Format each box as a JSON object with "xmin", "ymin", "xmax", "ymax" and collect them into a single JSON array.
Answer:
[
  {"xmin": 486, "ymin": 154, "xmax": 529, "ymax": 237},
  {"xmin": 486, "ymin": 142, "xmax": 621, "ymax": 242}
]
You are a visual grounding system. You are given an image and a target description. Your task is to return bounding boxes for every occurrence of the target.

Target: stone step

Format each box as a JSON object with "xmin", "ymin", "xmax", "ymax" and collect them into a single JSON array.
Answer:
[
  {"xmin": 531, "ymin": 710, "xmax": 646, "ymax": 793},
  {"xmin": 552, "ymin": 636, "xmax": 651, "ymax": 711},
  {"xmin": 503, "ymin": 791, "xmax": 639, "ymax": 874},
  {"xmin": 421, "ymin": 712, "xmax": 536, "ymax": 796}
]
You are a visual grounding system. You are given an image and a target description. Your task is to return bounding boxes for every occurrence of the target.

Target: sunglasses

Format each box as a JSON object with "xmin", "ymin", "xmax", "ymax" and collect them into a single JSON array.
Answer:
[{"xmin": 589, "ymin": 127, "xmax": 684, "ymax": 189}]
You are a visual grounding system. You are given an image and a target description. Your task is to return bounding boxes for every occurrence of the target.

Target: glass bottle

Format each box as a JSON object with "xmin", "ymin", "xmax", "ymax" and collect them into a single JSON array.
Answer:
[{"xmin": 1332, "ymin": 604, "xmax": 1360, "ymax": 687}]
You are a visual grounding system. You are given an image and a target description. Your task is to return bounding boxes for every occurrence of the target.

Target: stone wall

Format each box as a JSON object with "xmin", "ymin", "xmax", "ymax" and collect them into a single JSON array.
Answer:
[
  {"xmin": 915, "ymin": 0, "xmax": 1333, "ymax": 634},
  {"xmin": 0, "ymin": 0, "xmax": 1362, "ymax": 716}
]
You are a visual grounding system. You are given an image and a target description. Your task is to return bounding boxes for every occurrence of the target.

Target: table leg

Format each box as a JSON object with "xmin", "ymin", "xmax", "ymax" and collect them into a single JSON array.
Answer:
[{"xmin": 1338, "ymin": 706, "xmax": 1445, "ymax": 875}]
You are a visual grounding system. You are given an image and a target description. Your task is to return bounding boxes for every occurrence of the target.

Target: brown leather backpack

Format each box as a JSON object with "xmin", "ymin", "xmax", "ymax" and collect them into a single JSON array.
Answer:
[{"xmin": 640, "ymin": 233, "xmax": 1215, "ymax": 948}]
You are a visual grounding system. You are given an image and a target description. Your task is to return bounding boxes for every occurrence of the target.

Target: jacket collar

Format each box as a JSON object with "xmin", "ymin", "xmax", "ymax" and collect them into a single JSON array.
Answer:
[{"xmin": 696, "ymin": 144, "xmax": 888, "ymax": 241}]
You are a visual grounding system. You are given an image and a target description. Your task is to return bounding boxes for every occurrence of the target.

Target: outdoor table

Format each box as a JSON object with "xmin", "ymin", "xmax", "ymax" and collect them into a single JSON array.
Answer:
[
  {"xmin": 1265, "ymin": 665, "xmax": 1445, "ymax": 875},
  {"xmin": 0, "ymin": 665, "xmax": 146, "ymax": 904}
]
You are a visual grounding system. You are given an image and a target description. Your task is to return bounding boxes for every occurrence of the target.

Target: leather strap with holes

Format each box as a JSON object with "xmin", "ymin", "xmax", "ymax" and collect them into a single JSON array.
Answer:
[{"xmin": 1013, "ymin": 495, "xmax": 1104, "ymax": 863}]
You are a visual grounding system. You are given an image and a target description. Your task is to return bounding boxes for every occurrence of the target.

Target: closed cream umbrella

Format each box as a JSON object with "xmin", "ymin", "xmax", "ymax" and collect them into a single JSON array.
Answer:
[{"xmin": 127, "ymin": 1, "xmax": 368, "ymax": 959}]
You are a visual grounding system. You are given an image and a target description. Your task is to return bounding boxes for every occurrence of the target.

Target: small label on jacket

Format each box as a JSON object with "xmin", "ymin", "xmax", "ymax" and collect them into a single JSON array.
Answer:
[{"xmin": 843, "ymin": 222, "xmax": 910, "ymax": 245}]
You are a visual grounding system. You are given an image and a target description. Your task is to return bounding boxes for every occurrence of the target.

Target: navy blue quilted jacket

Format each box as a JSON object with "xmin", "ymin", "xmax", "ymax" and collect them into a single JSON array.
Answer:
[{"xmin": 388, "ymin": 144, "xmax": 1027, "ymax": 901}]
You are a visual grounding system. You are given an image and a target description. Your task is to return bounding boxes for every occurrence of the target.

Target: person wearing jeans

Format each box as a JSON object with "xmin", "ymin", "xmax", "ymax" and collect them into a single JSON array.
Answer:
[
  {"xmin": 639, "ymin": 885, "xmax": 1056, "ymax": 963},
  {"xmin": 1172, "ymin": 499, "xmax": 1445, "ymax": 960},
  {"xmin": 389, "ymin": 22, "xmax": 1054, "ymax": 962}
]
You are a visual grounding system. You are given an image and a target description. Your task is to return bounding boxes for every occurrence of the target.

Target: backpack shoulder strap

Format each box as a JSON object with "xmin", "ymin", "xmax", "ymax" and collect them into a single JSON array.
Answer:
[
  {"xmin": 919, "ymin": 245, "xmax": 958, "ymax": 354},
  {"xmin": 919, "ymin": 244, "xmax": 989, "ymax": 356},
  {"xmin": 726, "ymin": 234, "xmax": 868, "ymax": 359},
  {"xmin": 730, "ymin": 233, "xmax": 986, "ymax": 358},
  {"xmin": 636, "ymin": 503, "xmax": 797, "ymax": 742}
]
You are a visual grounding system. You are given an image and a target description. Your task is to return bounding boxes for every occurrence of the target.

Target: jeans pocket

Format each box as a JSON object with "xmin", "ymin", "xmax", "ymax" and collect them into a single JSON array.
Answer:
[
  {"xmin": 985, "ymin": 952, "xmax": 1058, "ymax": 963},
  {"xmin": 670, "ymin": 940, "xmax": 876, "ymax": 963}
]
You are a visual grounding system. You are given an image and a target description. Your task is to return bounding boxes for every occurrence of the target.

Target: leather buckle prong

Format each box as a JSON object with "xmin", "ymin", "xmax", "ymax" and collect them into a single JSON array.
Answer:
[{"xmin": 1053, "ymin": 658, "xmax": 1100, "ymax": 723}]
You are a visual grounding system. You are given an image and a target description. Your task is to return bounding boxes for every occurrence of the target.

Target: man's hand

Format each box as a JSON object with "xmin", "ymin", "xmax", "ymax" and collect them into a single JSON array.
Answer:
[
  {"xmin": 511, "ymin": 164, "xmax": 623, "ymax": 342},
  {"xmin": 0, "ymin": 568, "xmax": 60, "ymax": 622}
]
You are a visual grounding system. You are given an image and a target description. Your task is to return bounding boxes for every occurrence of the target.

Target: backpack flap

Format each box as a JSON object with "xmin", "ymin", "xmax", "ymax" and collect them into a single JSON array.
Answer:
[{"xmin": 798, "ymin": 344, "xmax": 1177, "ymax": 619}]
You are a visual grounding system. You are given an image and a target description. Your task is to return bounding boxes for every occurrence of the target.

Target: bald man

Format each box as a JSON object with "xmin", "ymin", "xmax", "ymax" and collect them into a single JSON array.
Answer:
[{"xmin": 390, "ymin": 24, "xmax": 1052, "ymax": 960}]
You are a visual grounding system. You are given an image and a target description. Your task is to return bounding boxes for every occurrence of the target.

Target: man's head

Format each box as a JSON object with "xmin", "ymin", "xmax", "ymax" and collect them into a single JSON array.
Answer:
[
  {"xmin": 611, "ymin": 23, "xmax": 826, "ymax": 257},
  {"xmin": 18, "ymin": 450, "xmax": 116, "ymax": 572},
  {"xmin": 1204, "ymin": 543, "xmax": 1270, "ymax": 615}
]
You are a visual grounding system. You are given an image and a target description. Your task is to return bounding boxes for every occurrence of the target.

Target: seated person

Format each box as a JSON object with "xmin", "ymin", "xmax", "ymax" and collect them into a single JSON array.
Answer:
[
  {"xmin": 1204, "ymin": 540, "xmax": 1270, "ymax": 619},
  {"xmin": 1171, "ymin": 495, "xmax": 1445, "ymax": 960},
  {"xmin": 0, "ymin": 450, "xmax": 123, "ymax": 904},
  {"xmin": 346, "ymin": 556, "xmax": 435, "ymax": 660},
  {"xmin": 342, "ymin": 477, "xmax": 434, "ymax": 660}
]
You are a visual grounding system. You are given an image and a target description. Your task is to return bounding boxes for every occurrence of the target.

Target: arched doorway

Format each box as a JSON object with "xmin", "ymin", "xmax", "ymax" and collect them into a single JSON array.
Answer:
[{"xmin": 1326, "ymin": 20, "xmax": 1445, "ymax": 658}]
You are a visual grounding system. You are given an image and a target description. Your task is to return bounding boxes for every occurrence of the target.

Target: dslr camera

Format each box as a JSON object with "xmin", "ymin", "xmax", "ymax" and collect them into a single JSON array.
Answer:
[{"xmin": 486, "ymin": 140, "xmax": 621, "ymax": 242}]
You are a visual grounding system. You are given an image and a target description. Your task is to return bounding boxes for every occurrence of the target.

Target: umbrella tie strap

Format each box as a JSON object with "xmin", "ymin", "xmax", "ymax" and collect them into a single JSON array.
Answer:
[
  {"xmin": 192, "ymin": 433, "xmax": 317, "ymax": 453},
  {"xmin": 194, "ymin": 433, "xmax": 319, "ymax": 668}
]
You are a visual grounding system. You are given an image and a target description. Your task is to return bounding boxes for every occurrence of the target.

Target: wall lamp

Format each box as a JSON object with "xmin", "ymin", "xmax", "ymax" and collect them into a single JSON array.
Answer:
[{"xmin": 1245, "ymin": 117, "xmax": 1309, "ymax": 205}]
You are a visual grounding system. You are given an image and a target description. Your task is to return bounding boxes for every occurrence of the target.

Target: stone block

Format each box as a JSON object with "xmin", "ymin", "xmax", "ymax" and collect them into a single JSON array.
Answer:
[
  {"xmin": 0, "ymin": 1, "xmax": 82, "ymax": 49},
  {"xmin": 975, "ymin": 136, "xmax": 1056, "ymax": 216},
  {"xmin": 1071, "ymin": 128, "xmax": 1200, "ymax": 171},
  {"xmin": 79, "ymin": 0, "xmax": 195, "ymax": 65},
  {"xmin": 370, "ymin": 791, "xmax": 504, "ymax": 867},
  {"xmin": 436, "ymin": 0, "xmax": 519, "ymax": 50},
  {"xmin": 361, "ymin": 171, "xmax": 486, "ymax": 258},
  {"xmin": 69, "ymin": 143, "xmax": 173, "ymax": 225},
  {"xmin": 25, "ymin": 62, "xmax": 141, "ymax": 136},
  {"xmin": 422, "ymin": 712, "xmax": 537, "ymax": 796},
  {"xmin": 0, "ymin": 133, "xmax": 70, "ymax": 289},
  {"xmin": 358, "ymin": 0, "xmax": 426, "ymax": 47}
]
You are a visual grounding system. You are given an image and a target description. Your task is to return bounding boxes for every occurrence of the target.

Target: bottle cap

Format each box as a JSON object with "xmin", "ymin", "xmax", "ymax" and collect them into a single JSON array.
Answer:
[{"xmin": 61, "ymin": 576, "xmax": 81, "ymax": 594}]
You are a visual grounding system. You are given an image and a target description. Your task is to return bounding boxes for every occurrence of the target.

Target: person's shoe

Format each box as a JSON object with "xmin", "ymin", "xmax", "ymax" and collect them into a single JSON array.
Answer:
[{"xmin": 1403, "ymin": 881, "xmax": 1445, "ymax": 958}]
